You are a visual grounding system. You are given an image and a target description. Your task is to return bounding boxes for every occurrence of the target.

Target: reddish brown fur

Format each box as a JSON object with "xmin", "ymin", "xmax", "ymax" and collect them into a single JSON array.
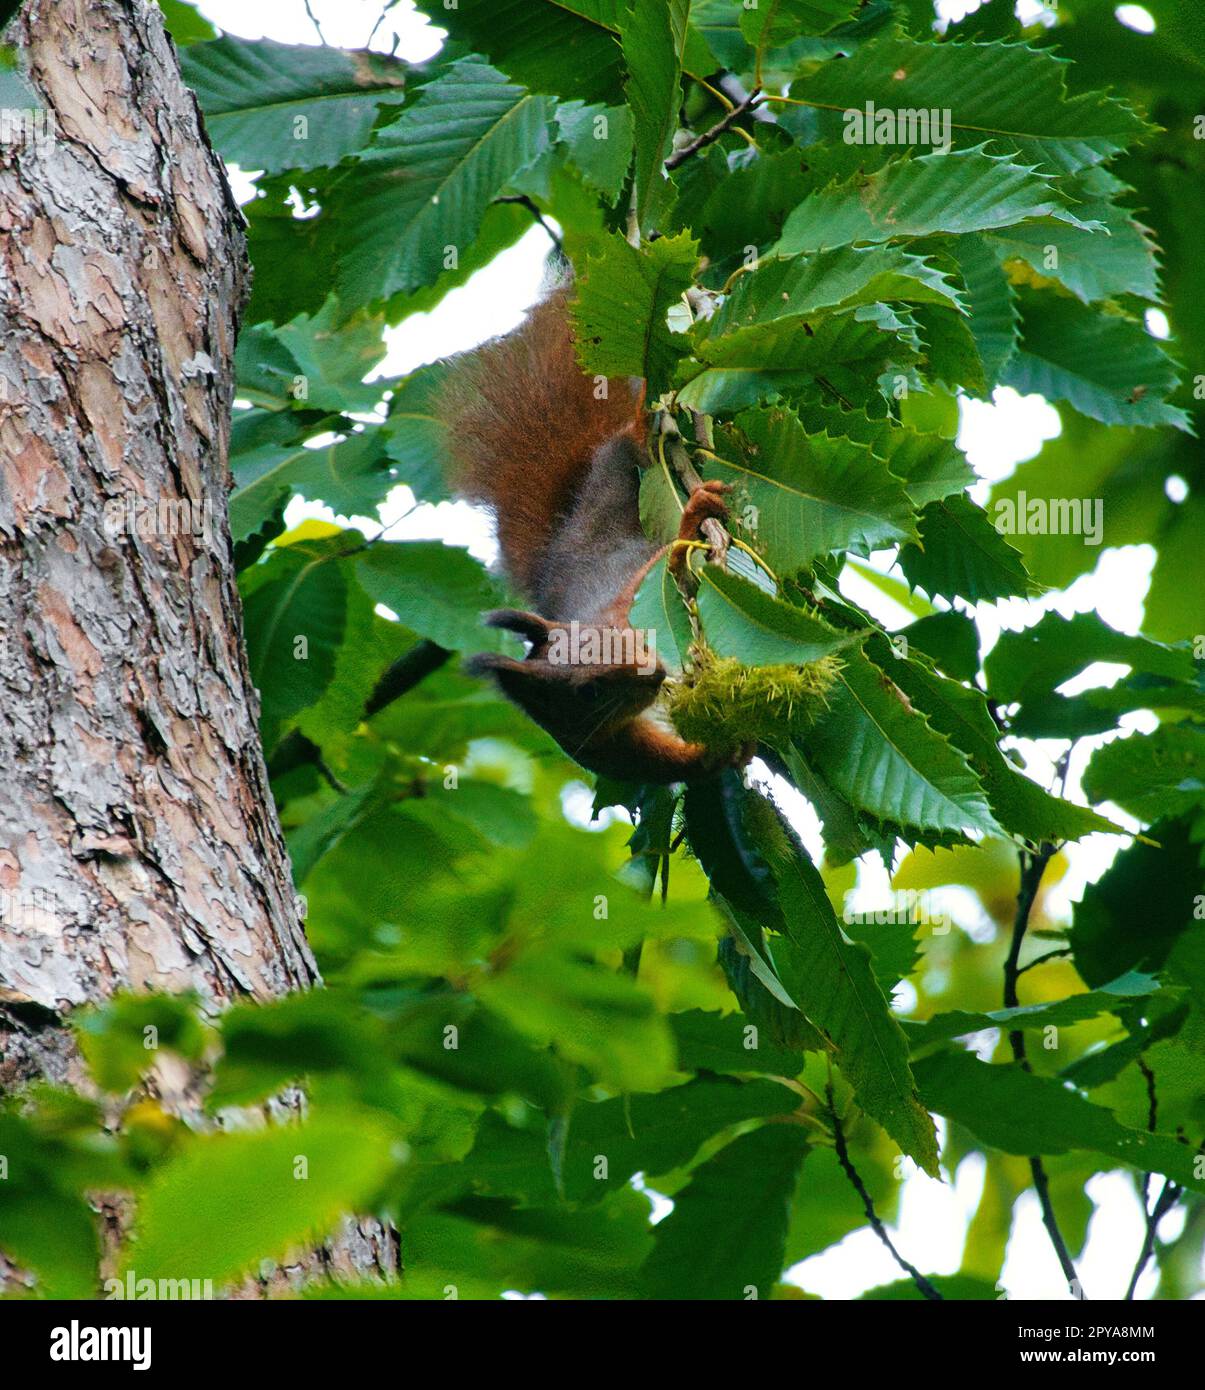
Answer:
[
  {"xmin": 441, "ymin": 291, "xmax": 748, "ymax": 785},
  {"xmin": 438, "ymin": 289, "xmax": 640, "ymax": 597}
]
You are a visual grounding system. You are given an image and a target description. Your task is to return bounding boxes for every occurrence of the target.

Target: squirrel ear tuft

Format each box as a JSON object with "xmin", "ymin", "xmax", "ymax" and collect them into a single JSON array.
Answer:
[{"xmin": 481, "ymin": 609, "xmax": 554, "ymax": 642}]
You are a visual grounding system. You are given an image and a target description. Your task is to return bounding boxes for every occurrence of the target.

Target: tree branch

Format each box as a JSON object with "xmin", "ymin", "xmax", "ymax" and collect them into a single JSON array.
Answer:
[
  {"xmin": 716, "ymin": 73, "xmax": 776, "ymax": 123},
  {"xmin": 1003, "ymin": 844, "xmax": 1085, "ymax": 1297},
  {"xmin": 665, "ymin": 88, "xmax": 762, "ymax": 170},
  {"xmin": 662, "ymin": 427, "xmax": 730, "ymax": 567},
  {"xmin": 827, "ymin": 1084, "xmax": 943, "ymax": 1301}
]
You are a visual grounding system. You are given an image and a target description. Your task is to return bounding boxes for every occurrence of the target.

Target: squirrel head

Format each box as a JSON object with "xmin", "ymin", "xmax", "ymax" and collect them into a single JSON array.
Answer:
[
  {"xmin": 468, "ymin": 642, "xmax": 663, "ymax": 709},
  {"xmin": 465, "ymin": 621, "xmax": 667, "ymax": 754}
]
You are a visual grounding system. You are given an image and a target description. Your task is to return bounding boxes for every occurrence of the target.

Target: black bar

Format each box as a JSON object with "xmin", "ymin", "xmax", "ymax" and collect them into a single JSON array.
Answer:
[{"xmin": 0, "ymin": 1296, "xmax": 1192, "ymax": 1376}]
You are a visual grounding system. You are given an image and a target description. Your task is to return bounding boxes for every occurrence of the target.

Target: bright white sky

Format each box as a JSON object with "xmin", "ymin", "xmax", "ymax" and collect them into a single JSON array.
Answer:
[{"xmin": 197, "ymin": 0, "xmax": 1187, "ymax": 1300}]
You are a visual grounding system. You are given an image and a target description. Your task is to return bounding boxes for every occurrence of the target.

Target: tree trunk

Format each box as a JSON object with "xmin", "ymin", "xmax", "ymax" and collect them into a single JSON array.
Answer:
[{"xmin": 0, "ymin": 0, "xmax": 395, "ymax": 1287}]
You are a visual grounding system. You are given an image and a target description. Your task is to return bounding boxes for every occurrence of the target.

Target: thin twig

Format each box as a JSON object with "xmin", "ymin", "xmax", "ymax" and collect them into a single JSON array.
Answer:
[
  {"xmin": 1016, "ymin": 946, "xmax": 1073, "ymax": 976},
  {"xmin": 716, "ymin": 73, "xmax": 776, "ymax": 123},
  {"xmin": 493, "ymin": 195, "xmax": 563, "ymax": 254},
  {"xmin": 1052, "ymin": 745, "xmax": 1074, "ymax": 802},
  {"xmin": 1137, "ymin": 1054, "xmax": 1158, "ymax": 1220},
  {"xmin": 827, "ymin": 1083, "xmax": 943, "ymax": 1301},
  {"xmin": 1124, "ymin": 1059, "xmax": 1182, "ymax": 1299},
  {"xmin": 1125, "ymin": 1178, "xmax": 1180, "ymax": 1300},
  {"xmin": 313, "ymin": 754, "xmax": 349, "ymax": 795},
  {"xmin": 1138, "ymin": 1056, "xmax": 1158, "ymax": 1204},
  {"xmin": 1002, "ymin": 848, "xmax": 1053, "ymax": 1022},
  {"xmin": 302, "ymin": 0, "xmax": 328, "ymax": 45},
  {"xmin": 366, "ymin": 3, "xmax": 391, "ymax": 48},
  {"xmin": 665, "ymin": 88, "xmax": 762, "ymax": 170},
  {"xmin": 689, "ymin": 74, "xmax": 735, "ymax": 112},
  {"xmin": 1004, "ymin": 845, "xmax": 1085, "ymax": 1297}
]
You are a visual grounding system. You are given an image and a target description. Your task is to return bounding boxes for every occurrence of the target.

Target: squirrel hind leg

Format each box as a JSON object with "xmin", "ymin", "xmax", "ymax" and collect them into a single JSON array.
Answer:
[
  {"xmin": 676, "ymin": 481, "xmax": 731, "ymax": 541},
  {"xmin": 669, "ymin": 483, "xmax": 733, "ymax": 580}
]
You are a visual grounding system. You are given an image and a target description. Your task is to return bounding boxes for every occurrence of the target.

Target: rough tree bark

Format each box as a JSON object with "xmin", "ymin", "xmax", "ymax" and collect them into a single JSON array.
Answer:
[{"xmin": 0, "ymin": 0, "xmax": 395, "ymax": 1287}]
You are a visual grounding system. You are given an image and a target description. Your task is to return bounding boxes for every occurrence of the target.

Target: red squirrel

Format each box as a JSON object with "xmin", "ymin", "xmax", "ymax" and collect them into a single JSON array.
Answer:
[{"xmin": 439, "ymin": 289, "xmax": 735, "ymax": 783}]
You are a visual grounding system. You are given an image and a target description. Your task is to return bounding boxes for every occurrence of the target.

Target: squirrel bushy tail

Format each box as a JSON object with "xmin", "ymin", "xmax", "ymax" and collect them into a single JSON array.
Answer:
[{"xmin": 437, "ymin": 288, "xmax": 641, "ymax": 599}]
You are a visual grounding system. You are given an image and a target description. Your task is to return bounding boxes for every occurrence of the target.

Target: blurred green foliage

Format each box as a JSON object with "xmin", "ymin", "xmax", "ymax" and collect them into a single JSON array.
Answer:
[{"xmin": 2, "ymin": 0, "xmax": 1202, "ymax": 1301}]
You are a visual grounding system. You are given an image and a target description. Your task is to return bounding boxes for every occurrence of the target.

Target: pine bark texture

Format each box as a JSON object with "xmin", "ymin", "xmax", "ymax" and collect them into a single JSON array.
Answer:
[{"xmin": 0, "ymin": 0, "xmax": 395, "ymax": 1287}]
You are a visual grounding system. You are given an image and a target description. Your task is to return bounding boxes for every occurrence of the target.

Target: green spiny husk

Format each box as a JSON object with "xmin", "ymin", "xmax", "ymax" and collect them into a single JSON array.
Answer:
[{"xmin": 668, "ymin": 653, "xmax": 840, "ymax": 753}]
